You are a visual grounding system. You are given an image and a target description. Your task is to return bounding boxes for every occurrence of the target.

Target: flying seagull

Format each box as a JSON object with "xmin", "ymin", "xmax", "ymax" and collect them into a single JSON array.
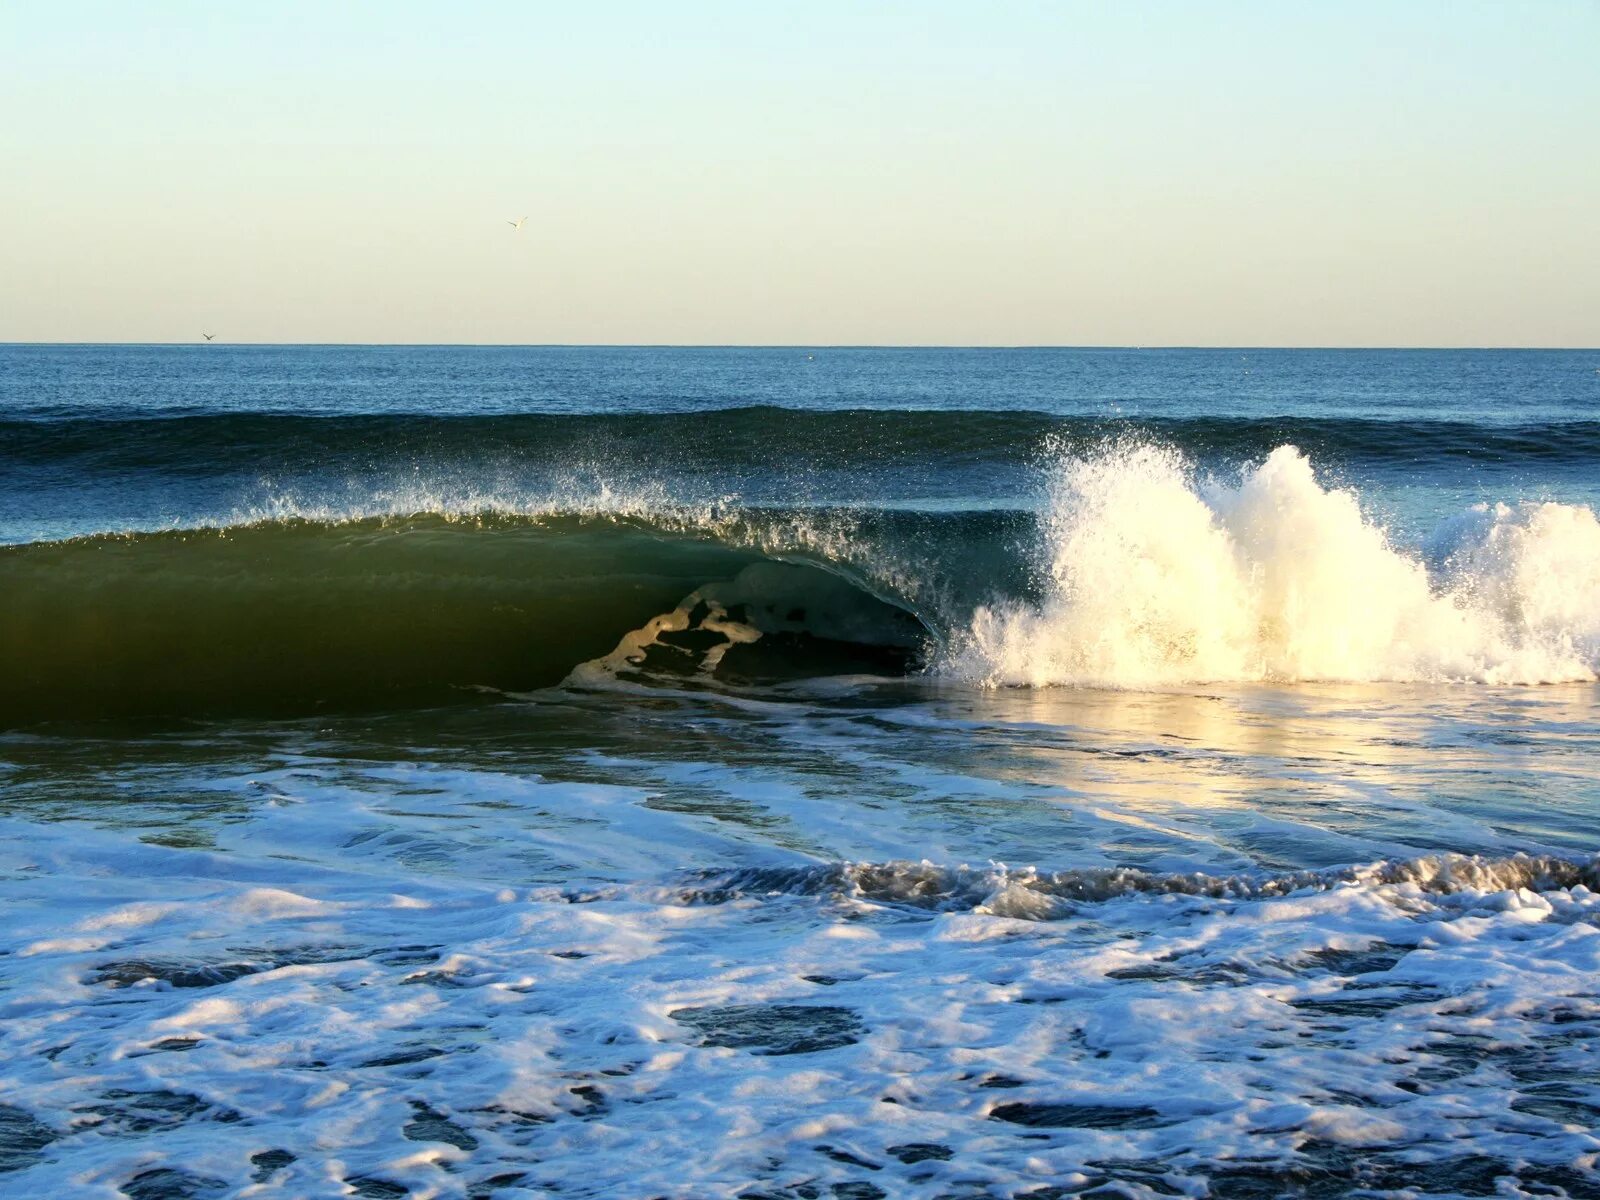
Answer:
[
  {"xmin": 202, "ymin": 333, "xmax": 215, "ymax": 341},
  {"xmin": 508, "ymin": 216, "xmax": 528, "ymax": 231}
]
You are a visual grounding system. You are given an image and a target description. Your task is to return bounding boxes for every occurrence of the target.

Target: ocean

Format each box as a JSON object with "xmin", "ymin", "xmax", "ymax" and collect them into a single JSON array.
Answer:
[{"xmin": 1, "ymin": 345, "xmax": 1598, "ymax": 1199}]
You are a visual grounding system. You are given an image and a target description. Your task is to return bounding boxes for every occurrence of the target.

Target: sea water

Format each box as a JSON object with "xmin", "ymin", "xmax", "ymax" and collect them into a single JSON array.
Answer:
[{"xmin": 1, "ymin": 346, "xmax": 1597, "ymax": 1198}]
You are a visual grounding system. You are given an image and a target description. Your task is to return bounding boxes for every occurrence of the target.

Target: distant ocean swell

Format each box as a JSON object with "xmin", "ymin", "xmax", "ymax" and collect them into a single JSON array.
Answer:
[
  {"xmin": 6, "ymin": 408, "xmax": 1600, "ymax": 472},
  {"xmin": 3, "ymin": 441, "xmax": 1599, "ymax": 723}
]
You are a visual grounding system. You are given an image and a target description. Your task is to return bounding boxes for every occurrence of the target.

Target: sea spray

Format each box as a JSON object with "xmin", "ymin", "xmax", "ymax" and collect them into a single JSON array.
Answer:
[{"xmin": 946, "ymin": 442, "xmax": 1600, "ymax": 686}]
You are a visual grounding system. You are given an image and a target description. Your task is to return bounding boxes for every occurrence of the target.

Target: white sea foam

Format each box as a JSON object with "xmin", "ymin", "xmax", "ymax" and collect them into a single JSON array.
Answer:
[
  {"xmin": 1, "ymin": 674, "xmax": 1596, "ymax": 1196},
  {"xmin": 2, "ymin": 804, "xmax": 1597, "ymax": 1198},
  {"xmin": 947, "ymin": 442, "xmax": 1600, "ymax": 687}
]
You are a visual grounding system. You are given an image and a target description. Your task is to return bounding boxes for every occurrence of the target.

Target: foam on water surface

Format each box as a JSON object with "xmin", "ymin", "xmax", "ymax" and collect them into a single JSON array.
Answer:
[{"xmin": 1, "ymin": 678, "xmax": 1598, "ymax": 1198}]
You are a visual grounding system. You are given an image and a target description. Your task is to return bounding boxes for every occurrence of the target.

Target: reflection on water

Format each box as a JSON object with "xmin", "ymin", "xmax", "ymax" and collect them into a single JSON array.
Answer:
[
  {"xmin": 3, "ymin": 678, "xmax": 1596, "ymax": 879},
  {"xmin": 2, "ymin": 677, "xmax": 1597, "ymax": 1200}
]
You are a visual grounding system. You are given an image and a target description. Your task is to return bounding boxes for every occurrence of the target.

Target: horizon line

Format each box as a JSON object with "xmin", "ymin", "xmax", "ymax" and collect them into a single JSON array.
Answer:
[{"xmin": 3, "ymin": 342, "xmax": 1597, "ymax": 353}]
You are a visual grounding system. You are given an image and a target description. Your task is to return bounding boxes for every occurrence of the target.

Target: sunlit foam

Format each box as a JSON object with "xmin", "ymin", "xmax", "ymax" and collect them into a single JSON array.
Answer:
[{"xmin": 944, "ymin": 442, "xmax": 1600, "ymax": 686}]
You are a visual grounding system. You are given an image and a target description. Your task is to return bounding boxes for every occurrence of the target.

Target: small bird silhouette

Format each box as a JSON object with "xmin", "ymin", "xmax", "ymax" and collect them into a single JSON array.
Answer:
[
  {"xmin": 202, "ymin": 333, "xmax": 215, "ymax": 341},
  {"xmin": 507, "ymin": 216, "xmax": 528, "ymax": 231}
]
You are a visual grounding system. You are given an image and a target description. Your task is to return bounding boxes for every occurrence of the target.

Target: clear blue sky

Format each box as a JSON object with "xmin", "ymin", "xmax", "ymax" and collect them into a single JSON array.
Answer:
[{"xmin": 2, "ymin": 1, "xmax": 1595, "ymax": 345}]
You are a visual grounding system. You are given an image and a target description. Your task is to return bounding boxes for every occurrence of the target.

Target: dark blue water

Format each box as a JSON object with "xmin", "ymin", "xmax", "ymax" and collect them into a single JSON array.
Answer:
[
  {"xmin": 4, "ymin": 346, "xmax": 1599, "ymax": 545},
  {"xmin": 5, "ymin": 344, "xmax": 1598, "ymax": 420}
]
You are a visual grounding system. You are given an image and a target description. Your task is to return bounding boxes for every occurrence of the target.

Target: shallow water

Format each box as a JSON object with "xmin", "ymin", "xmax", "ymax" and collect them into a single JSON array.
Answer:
[{"xmin": 2, "ymin": 347, "xmax": 1598, "ymax": 1197}]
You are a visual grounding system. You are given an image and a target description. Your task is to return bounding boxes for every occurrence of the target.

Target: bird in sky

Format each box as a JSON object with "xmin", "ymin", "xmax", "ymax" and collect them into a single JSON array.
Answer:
[
  {"xmin": 508, "ymin": 216, "xmax": 528, "ymax": 231},
  {"xmin": 202, "ymin": 333, "xmax": 215, "ymax": 341}
]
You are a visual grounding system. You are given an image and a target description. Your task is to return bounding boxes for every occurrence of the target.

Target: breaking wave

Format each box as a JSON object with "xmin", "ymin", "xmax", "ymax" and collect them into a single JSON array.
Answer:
[
  {"xmin": 4, "ymin": 439, "xmax": 1599, "ymax": 723},
  {"xmin": 945, "ymin": 443, "xmax": 1600, "ymax": 687}
]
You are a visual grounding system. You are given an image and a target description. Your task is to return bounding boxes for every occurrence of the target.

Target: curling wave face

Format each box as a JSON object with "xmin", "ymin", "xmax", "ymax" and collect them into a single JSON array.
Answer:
[{"xmin": 0, "ymin": 509, "xmax": 935, "ymax": 723}]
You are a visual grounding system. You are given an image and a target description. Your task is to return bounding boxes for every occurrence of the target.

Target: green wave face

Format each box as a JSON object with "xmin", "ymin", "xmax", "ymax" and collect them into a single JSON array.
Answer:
[{"xmin": 0, "ymin": 515, "xmax": 930, "ymax": 724}]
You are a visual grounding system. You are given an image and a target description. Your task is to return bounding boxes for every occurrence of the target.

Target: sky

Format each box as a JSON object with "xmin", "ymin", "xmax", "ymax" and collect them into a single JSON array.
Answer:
[{"xmin": 1, "ymin": 1, "xmax": 1596, "ymax": 346}]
